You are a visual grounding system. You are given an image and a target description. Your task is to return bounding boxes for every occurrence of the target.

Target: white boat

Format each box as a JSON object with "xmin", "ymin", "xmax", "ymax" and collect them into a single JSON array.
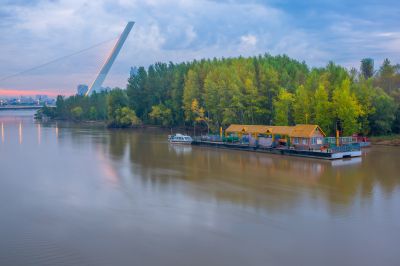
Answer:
[{"xmin": 168, "ymin": 133, "xmax": 193, "ymax": 144}]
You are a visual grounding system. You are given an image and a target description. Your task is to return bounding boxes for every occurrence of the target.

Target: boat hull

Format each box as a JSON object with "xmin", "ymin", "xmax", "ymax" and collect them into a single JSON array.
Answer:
[{"xmin": 169, "ymin": 141, "xmax": 192, "ymax": 145}]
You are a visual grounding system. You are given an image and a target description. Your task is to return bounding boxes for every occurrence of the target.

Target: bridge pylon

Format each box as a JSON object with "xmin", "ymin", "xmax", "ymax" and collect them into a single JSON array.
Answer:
[{"xmin": 85, "ymin": 21, "xmax": 135, "ymax": 96}]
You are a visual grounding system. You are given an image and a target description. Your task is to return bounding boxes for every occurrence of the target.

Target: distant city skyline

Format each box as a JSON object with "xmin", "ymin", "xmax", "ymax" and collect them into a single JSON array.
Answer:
[{"xmin": 0, "ymin": 0, "xmax": 399, "ymax": 96}]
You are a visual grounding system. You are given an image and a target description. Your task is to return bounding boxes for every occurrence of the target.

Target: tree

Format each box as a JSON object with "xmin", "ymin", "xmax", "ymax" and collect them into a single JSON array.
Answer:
[
  {"xmin": 293, "ymin": 85, "xmax": 312, "ymax": 124},
  {"xmin": 42, "ymin": 54, "xmax": 400, "ymax": 137},
  {"xmin": 376, "ymin": 58, "xmax": 397, "ymax": 95},
  {"xmin": 108, "ymin": 107, "xmax": 140, "ymax": 128},
  {"xmin": 314, "ymin": 84, "xmax": 333, "ymax": 134},
  {"xmin": 332, "ymin": 79, "xmax": 363, "ymax": 135},
  {"xmin": 183, "ymin": 69, "xmax": 201, "ymax": 122},
  {"xmin": 149, "ymin": 104, "xmax": 173, "ymax": 126},
  {"xmin": 369, "ymin": 89, "xmax": 396, "ymax": 135},
  {"xmin": 127, "ymin": 66, "xmax": 148, "ymax": 119},
  {"xmin": 71, "ymin": 106, "xmax": 83, "ymax": 120},
  {"xmin": 256, "ymin": 63, "xmax": 279, "ymax": 124},
  {"xmin": 40, "ymin": 105, "xmax": 56, "ymax": 119},
  {"xmin": 360, "ymin": 58, "xmax": 374, "ymax": 79},
  {"xmin": 352, "ymin": 79, "xmax": 375, "ymax": 135},
  {"xmin": 393, "ymin": 107, "xmax": 400, "ymax": 134},
  {"xmin": 273, "ymin": 88, "xmax": 294, "ymax": 125},
  {"xmin": 55, "ymin": 95, "xmax": 66, "ymax": 118},
  {"xmin": 89, "ymin": 106, "xmax": 97, "ymax": 120},
  {"xmin": 107, "ymin": 88, "xmax": 131, "ymax": 127}
]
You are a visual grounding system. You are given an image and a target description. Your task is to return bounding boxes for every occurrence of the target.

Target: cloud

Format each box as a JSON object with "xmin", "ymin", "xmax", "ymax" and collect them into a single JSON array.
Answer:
[
  {"xmin": 325, "ymin": 13, "xmax": 400, "ymax": 67},
  {"xmin": 0, "ymin": 0, "xmax": 399, "ymax": 94},
  {"xmin": 240, "ymin": 34, "xmax": 257, "ymax": 47},
  {"xmin": 0, "ymin": 88, "xmax": 61, "ymax": 97}
]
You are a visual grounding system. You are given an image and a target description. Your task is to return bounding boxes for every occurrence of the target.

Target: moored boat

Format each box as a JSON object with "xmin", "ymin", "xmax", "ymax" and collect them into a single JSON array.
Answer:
[{"xmin": 168, "ymin": 133, "xmax": 193, "ymax": 144}]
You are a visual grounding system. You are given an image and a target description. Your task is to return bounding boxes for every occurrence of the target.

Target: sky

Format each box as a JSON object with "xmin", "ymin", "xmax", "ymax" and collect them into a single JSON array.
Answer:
[{"xmin": 0, "ymin": 0, "xmax": 399, "ymax": 96}]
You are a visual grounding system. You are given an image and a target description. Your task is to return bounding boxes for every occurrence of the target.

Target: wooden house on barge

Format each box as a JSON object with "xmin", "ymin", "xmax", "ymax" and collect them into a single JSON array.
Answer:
[{"xmin": 225, "ymin": 124, "xmax": 326, "ymax": 150}]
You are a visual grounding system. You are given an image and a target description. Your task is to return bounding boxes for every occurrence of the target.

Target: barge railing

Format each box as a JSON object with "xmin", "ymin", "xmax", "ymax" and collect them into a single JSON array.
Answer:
[{"xmin": 194, "ymin": 135, "xmax": 362, "ymax": 153}]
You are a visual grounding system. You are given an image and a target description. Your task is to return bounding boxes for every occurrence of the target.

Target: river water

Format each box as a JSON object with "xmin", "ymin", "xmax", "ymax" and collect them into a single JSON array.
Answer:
[{"xmin": 0, "ymin": 110, "xmax": 399, "ymax": 266}]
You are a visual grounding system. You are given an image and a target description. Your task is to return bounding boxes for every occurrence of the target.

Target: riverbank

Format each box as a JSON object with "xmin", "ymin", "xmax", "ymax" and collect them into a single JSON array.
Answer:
[
  {"xmin": 370, "ymin": 135, "xmax": 400, "ymax": 146},
  {"xmin": 37, "ymin": 117, "xmax": 204, "ymax": 133}
]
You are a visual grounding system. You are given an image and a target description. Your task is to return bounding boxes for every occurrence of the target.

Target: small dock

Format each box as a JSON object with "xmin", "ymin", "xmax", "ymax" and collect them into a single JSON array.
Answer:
[{"xmin": 192, "ymin": 140, "xmax": 362, "ymax": 160}]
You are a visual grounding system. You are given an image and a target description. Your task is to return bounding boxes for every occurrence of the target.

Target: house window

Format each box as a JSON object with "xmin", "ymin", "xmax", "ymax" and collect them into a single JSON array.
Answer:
[
  {"xmin": 302, "ymin": 138, "xmax": 308, "ymax": 145},
  {"xmin": 311, "ymin": 137, "xmax": 316, "ymax": 145},
  {"xmin": 293, "ymin": 138, "xmax": 299, "ymax": 144}
]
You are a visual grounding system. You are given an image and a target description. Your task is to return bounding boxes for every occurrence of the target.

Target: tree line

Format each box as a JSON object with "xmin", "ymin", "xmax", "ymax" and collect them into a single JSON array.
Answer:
[{"xmin": 41, "ymin": 54, "xmax": 400, "ymax": 136}]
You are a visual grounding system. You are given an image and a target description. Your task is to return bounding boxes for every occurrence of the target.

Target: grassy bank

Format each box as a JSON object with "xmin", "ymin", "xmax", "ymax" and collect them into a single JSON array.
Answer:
[{"xmin": 370, "ymin": 135, "xmax": 400, "ymax": 146}]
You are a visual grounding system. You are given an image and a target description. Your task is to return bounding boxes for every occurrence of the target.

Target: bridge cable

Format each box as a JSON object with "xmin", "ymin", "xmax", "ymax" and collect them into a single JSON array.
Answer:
[{"xmin": 0, "ymin": 37, "xmax": 118, "ymax": 83}]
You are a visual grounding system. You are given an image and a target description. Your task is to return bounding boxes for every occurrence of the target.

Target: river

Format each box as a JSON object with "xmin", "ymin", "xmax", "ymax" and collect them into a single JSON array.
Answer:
[{"xmin": 0, "ymin": 110, "xmax": 399, "ymax": 266}]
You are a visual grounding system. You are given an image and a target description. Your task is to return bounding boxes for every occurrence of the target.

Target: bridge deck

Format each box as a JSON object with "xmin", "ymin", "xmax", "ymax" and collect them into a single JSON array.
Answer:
[{"xmin": 0, "ymin": 106, "xmax": 50, "ymax": 110}]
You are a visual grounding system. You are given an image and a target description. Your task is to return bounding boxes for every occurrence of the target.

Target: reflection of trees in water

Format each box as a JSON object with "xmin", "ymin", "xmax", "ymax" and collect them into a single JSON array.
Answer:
[
  {"xmin": 107, "ymin": 130, "xmax": 129, "ymax": 160},
  {"xmin": 62, "ymin": 127, "xmax": 400, "ymax": 215},
  {"xmin": 314, "ymin": 147, "xmax": 400, "ymax": 215}
]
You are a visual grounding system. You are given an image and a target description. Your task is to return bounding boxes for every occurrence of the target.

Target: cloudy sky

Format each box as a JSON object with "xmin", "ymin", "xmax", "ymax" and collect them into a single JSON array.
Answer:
[{"xmin": 0, "ymin": 0, "xmax": 399, "ymax": 96}]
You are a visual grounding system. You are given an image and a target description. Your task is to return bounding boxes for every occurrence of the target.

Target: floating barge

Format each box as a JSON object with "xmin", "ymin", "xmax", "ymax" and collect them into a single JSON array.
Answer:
[
  {"xmin": 191, "ymin": 124, "xmax": 364, "ymax": 160},
  {"xmin": 192, "ymin": 140, "xmax": 361, "ymax": 160}
]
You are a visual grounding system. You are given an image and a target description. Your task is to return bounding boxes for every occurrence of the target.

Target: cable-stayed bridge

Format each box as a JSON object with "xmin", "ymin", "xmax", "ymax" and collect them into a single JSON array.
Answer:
[{"xmin": 0, "ymin": 21, "xmax": 135, "ymax": 97}]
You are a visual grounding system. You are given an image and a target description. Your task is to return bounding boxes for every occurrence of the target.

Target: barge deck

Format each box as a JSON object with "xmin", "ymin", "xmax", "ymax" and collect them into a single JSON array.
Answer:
[{"xmin": 192, "ymin": 140, "xmax": 362, "ymax": 160}]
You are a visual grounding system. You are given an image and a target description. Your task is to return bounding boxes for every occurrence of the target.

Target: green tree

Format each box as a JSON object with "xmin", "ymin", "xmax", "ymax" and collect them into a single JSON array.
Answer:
[
  {"xmin": 89, "ymin": 106, "xmax": 97, "ymax": 120},
  {"xmin": 149, "ymin": 104, "xmax": 173, "ymax": 126},
  {"xmin": 71, "ymin": 106, "xmax": 83, "ymax": 120},
  {"xmin": 332, "ymin": 79, "xmax": 363, "ymax": 135},
  {"xmin": 375, "ymin": 58, "xmax": 398, "ymax": 95},
  {"xmin": 183, "ymin": 69, "xmax": 202, "ymax": 122},
  {"xmin": 127, "ymin": 66, "xmax": 148, "ymax": 119},
  {"xmin": 293, "ymin": 85, "xmax": 312, "ymax": 124},
  {"xmin": 43, "ymin": 54, "xmax": 400, "ymax": 137},
  {"xmin": 107, "ymin": 88, "xmax": 130, "ymax": 127},
  {"xmin": 273, "ymin": 88, "xmax": 294, "ymax": 125},
  {"xmin": 369, "ymin": 89, "xmax": 396, "ymax": 135},
  {"xmin": 55, "ymin": 95, "xmax": 66, "ymax": 118},
  {"xmin": 314, "ymin": 84, "xmax": 333, "ymax": 134},
  {"xmin": 393, "ymin": 107, "xmax": 400, "ymax": 133},
  {"xmin": 360, "ymin": 58, "xmax": 374, "ymax": 79},
  {"xmin": 352, "ymin": 79, "xmax": 375, "ymax": 135},
  {"xmin": 114, "ymin": 107, "xmax": 140, "ymax": 128}
]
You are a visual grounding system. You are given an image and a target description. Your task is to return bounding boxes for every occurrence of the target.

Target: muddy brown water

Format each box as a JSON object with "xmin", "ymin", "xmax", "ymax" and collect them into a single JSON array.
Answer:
[{"xmin": 0, "ymin": 110, "xmax": 399, "ymax": 266}]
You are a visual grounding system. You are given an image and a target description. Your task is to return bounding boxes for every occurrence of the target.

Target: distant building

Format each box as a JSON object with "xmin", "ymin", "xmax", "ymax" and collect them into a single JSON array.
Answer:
[
  {"xmin": 77, "ymin": 84, "xmax": 89, "ymax": 96},
  {"xmin": 35, "ymin": 95, "xmax": 48, "ymax": 101}
]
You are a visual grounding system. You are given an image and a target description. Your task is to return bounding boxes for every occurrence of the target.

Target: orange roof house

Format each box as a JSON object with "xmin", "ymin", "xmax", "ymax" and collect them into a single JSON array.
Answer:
[
  {"xmin": 225, "ymin": 124, "xmax": 325, "ymax": 137},
  {"xmin": 225, "ymin": 124, "xmax": 326, "ymax": 148},
  {"xmin": 290, "ymin": 124, "xmax": 326, "ymax": 138}
]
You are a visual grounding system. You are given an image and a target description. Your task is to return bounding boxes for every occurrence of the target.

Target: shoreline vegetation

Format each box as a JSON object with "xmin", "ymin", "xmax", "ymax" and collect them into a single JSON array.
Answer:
[
  {"xmin": 37, "ymin": 54, "xmax": 400, "ymax": 137},
  {"xmin": 370, "ymin": 134, "xmax": 400, "ymax": 146},
  {"xmin": 36, "ymin": 117, "xmax": 207, "ymax": 135}
]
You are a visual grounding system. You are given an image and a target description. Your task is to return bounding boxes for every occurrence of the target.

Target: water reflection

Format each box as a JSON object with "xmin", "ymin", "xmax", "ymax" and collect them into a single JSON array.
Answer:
[
  {"xmin": 330, "ymin": 157, "xmax": 362, "ymax": 167},
  {"xmin": 37, "ymin": 123, "xmax": 41, "ymax": 145},
  {"xmin": 1, "ymin": 112, "xmax": 400, "ymax": 266},
  {"xmin": 1, "ymin": 113, "xmax": 399, "ymax": 216},
  {"xmin": 1, "ymin": 122, "xmax": 4, "ymax": 143},
  {"xmin": 168, "ymin": 144, "xmax": 192, "ymax": 155},
  {"xmin": 57, "ymin": 126, "xmax": 400, "ymax": 216},
  {"xmin": 19, "ymin": 122, "xmax": 22, "ymax": 144}
]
